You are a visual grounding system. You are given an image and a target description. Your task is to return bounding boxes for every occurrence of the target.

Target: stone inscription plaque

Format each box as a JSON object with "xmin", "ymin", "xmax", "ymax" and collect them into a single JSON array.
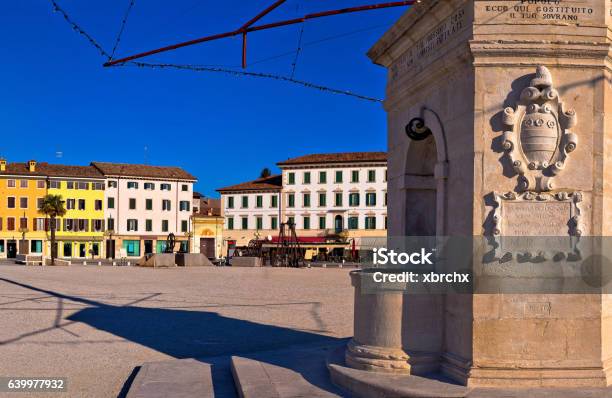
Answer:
[
  {"xmin": 390, "ymin": 4, "xmax": 469, "ymax": 81},
  {"xmin": 501, "ymin": 201, "xmax": 570, "ymax": 236},
  {"xmin": 476, "ymin": 0, "xmax": 600, "ymax": 25}
]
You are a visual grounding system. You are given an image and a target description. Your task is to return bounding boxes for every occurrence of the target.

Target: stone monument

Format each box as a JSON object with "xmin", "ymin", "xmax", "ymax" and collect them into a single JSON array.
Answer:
[{"xmin": 331, "ymin": 0, "xmax": 612, "ymax": 393}]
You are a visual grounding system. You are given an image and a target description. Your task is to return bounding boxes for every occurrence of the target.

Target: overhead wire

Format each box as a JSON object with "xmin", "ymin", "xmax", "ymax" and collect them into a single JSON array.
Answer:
[{"xmin": 110, "ymin": 0, "xmax": 137, "ymax": 60}]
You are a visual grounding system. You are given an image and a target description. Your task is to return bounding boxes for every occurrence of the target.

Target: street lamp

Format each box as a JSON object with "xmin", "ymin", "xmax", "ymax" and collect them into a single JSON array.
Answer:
[{"xmin": 104, "ymin": 229, "xmax": 115, "ymax": 259}]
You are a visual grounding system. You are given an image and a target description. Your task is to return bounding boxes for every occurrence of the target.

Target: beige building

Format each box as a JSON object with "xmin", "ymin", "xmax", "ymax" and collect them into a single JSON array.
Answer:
[{"xmin": 217, "ymin": 152, "xmax": 387, "ymax": 257}]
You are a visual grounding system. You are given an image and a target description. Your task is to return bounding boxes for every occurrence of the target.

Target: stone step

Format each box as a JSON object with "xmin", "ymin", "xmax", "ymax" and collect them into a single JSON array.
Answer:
[
  {"xmin": 230, "ymin": 342, "xmax": 347, "ymax": 398},
  {"xmin": 126, "ymin": 358, "xmax": 214, "ymax": 398}
]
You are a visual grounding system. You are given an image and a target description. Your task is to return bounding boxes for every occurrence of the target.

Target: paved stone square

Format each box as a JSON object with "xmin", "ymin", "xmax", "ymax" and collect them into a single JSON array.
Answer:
[{"xmin": 0, "ymin": 265, "xmax": 353, "ymax": 398}]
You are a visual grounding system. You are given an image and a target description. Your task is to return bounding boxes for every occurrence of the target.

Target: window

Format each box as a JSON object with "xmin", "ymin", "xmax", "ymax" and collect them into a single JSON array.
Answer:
[
  {"xmin": 348, "ymin": 216, "xmax": 359, "ymax": 230},
  {"xmin": 95, "ymin": 200, "xmax": 102, "ymax": 211},
  {"xmin": 349, "ymin": 193, "xmax": 360, "ymax": 207},
  {"xmin": 107, "ymin": 218, "xmax": 115, "ymax": 231},
  {"xmin": 160, "ymin": 183, "xmax": 171, "ymax": 191},
  {"xmin": 123, "ymin": 240, "xmax": 140, "ymax": 257},
  {"xmin": 288, "ymin": 172, "xmax": 295, "ymax": 184},
  {"xmin": 368, "ymin": 170, "xmax": 376, "ymax": 182},
  {"xmin": 146, "ymin": 199, "xmax": 153, "ymax": 210},
  {"xmin": 319, "ymin": 171, "xmax": 327, "ymax": 184},
  {"xmin": 256, "ymin": 195, "xmax": 263, "ymax": 208},
  {"xmin": 49, "ymin": 181, "xmax": 60, "ymax": 189},
  {"xmin": 318, "ymin": 216, "xmax": 326, "ymax": 229},
  {"xmin": 162, "ymin": 220, "xmax": 169, "ymax": 232},
  {"xmin": 93, "ymin": 219, "xmax": 103, "ymax": 232},
  {"xmin": 287, "ymin": 193, "xmax": 295, "ymax": 208},
  {"xmin": 271, "ymin": 216, "xmax": 278, "ymax": 230},
  {"xmin": 181, "ymin": 220, "xmax": 188, "ymax": 232},
  {"xmin": 384, "ymin": 169, "xmax": 387, "ymax": 182},
  {"xmin": 37, "ymin": 198, "xmax": 43, "ymax": 209},
  {"xmin": 127, "ymin": 219, "xmax": 138, "ymax": 231},
  {"xmin": 241, "ymin": 196, "xmax": 248, "ymax": 208},
  {"xmin": 335, "ymin": 192, "xmax": 343, "ymax": 207},
  {"xmin": 92, "ymin": 243, "xmax": 100, "ymax": 256},
  {"xmin": 385, "ymin": 216, "xmax": 388, "ymax": 230},
  {"xmin": 303, "ymin": 193, "xmax": 311, "ymax": 207},
  {"xmin": 303, "ymin": 216, "xmax": 310, "ymax": 230},
  {"xmin": 144, "ymin": 182, "xmax": 155, "ymax": 190},
  {"xmin": 7, "ymin": 179, "xmax": 15, "ymax": 188},
  {"xmin": 318, "ymin": 193, "xmax": 326, "ymax": 207},
  {"xmin": 146, "ymin": 219, "xmax": 153, "ymax": 232},
  {"xmin": 366, "ymin": 193, "xmax": 377, "ymax": 206},
  {"xmin": 365, "ymin": 216, "xmax": 377, "ymax": 230},
  {"xmin": 108, "ymin": 181, "xmax": 117, "ymax": 188},
  {"xmin": 20, "ymin": 217, "xmax": 28, "ymax": 229},
  {"xmin": 271, "ymin": 195, "xmax": 278, "ymax": 208},
  {"xmin": 34, "ymin": 218, "xmax": 45, "ymax": 231},
  {"xmin": 20, "ymin": 197, "xmax": 28, "ymax": 209},
  {"xmin": 37, "ymin": 180, "xmax": 45, "ymax": 189},
  {"xmin": 227, "ymin": 196, "xmax": 234, "ymax": 209},
  {"xmin": 77, "ymin": 219, "xmax": 88, "ymax": 232},
  {"xmin": 181, "ymin": 184, "xmax": 189, "ymax": 191},
  {"xmin": 303, "ymin": 172, "xmax": 311, "ymax": 184},
  {"xmin": 384, "ymin": 192, "xmax": 387, "ymax": 206},
  {"xmin": 67, "ymin": 181, "xmax": 75, "ymax": 189},
  {"xmin": 77, "ymin": 182, "xmax": 88, "ymax": 190},
  {"xmin": 256, "ymin": 217, "xmax": 263, "ymax": 230},
  {"xmin": 64, "ymin": 219, "xmax": 74, "ymax": 232},
  {"xmin": 7, "ymin": 197, "xmax": 15, "ymax": 209},
  {"xmin": 107, "ymin": 197, "xmax": 115, "ymax": 209},
  {"xmin": 335, "ymin": 171, "xmax": 343, "ymax": 183},
  {"xmin": 30, "ymin": 240, "xmax": 43, "ymax": 253},
  {"xmin": 127, "ymin": 181, "xmax": 138, "ymax": 189},
  {"xmin": 7, "ymin": 217, "xmax": 15, "ymax": 231},
  {"xmin": 180, "ymin": 201, "xmax": 190, "ymax": 211},
  {"xmin": 78, "ymin": 199, "xmax": 86, "ymax": 210},
  {"xmin": 0, "ymin": 218, "xmax": 2, "ymax": 231},
  {"xmin": 227, "ymin": 217, "xmax": 234, "ymax": 230},
  {"xmin": 241, "ymin": 217, "xmax": 248, "ymax": 230},
  {"xmin": 66, "ymin": 199, "xmax": 75, "ymax": 210},
  {"xmin": 162, "ymin": 200, "xmax": 171, "ymax": 211},
  {"xmin": 92, "ymin": 182, "xmax": 104, "ymax": 190},
  {"xmin": 287, "ymin": 216, "xmax": 295, "ymax": 226},
  {"xmin": 20, "ymin": 179, "xmax": 28, "ymax": 188},
  {"xmin": 127, "ymin": 198, "xmax": 136, "ymax": 210},
  {"xmin": 351, "ymin": 170, "xmax": 359, "ymax": 183}
]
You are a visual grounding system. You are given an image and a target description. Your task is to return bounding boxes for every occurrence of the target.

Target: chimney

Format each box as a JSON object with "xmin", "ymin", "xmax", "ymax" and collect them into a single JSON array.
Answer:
[
  {"xmin": 0, "ymin": 159, "xmax": 6, "ymax": 172},
  {"xmin": 28, "ymin": 160, "xmax": 36, "ymax": 172}
]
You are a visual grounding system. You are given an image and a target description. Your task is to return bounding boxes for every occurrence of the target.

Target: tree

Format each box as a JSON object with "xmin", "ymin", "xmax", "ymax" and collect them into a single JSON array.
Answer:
[
  {"xmin": 39, "ymin": 194, "xmax": 66, "ymax": 265},
  {"xmin": 260, "ymin": 168, "xmax": 272, "ymax": 178}
]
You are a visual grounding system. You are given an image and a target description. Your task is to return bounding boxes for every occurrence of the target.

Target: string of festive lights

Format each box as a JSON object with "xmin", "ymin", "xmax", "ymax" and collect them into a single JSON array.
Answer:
[
  {"xmin": 289, "ymin": 24, "xmax": 305, "ymax": 79},
  {"xmin": 49, "ymin": 0, "xmax": 384, "ymax": 103},
  {"xmin": 121, "ymin": 62, "xmax": 383, "ymax": 102},
  {"xmin": 50, "ymin": 0, "xmax": 111, "ymax": 59},
  {"xmin": 110, "ymin": 0, "xmax": 136, "ymax": 60}
]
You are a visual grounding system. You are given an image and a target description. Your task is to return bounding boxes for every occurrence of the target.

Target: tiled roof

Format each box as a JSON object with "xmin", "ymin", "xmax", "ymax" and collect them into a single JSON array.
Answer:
[
  {"xmin": 276, "ymin": 152, "xmax": 387, "ymax": 166},
  {"xmin": 0, "ymin": 162, "xmax": 103, "ymax": 178},
  {"xmin": 91, "ymin": 162, "xmax": 196, "ymax": 181},
  {"xmin": 216, "ymin": 175, "xmax": 282, "ymax": 193}
]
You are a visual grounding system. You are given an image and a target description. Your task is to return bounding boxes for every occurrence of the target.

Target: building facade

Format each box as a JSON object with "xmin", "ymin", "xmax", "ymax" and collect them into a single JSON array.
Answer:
[
  {"xmin": 91, "ymin": 162, "xmax": 196, "ymax": 258},
  {"xmin": 217, "ymin": 153, "xmax": 387, "ymax": 256},
  {"xmin": 192, "ymin": 193, "xmax": 223, "ymax": 259}
]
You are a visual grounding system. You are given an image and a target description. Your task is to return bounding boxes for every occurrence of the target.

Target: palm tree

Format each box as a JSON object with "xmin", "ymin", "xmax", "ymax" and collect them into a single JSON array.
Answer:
[
  {"xmin": 39, "ymin": 194, "xmax": 66, "ymax": 265},
  {"xmin": 260, "ymin": 168, "xmax": 272, "ymax": 178}
]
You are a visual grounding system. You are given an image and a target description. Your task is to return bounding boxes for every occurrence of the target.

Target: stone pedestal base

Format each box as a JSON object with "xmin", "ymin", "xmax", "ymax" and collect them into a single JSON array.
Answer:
[{"xmin": 345, "ymin": 339, "xmax": 411, "ymax": 373}]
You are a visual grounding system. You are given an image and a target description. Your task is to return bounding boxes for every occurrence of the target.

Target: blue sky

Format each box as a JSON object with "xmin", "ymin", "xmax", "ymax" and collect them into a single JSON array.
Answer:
[{"xmin": 2, "ymin": 1, "xmax": 407, "ymax": 196}]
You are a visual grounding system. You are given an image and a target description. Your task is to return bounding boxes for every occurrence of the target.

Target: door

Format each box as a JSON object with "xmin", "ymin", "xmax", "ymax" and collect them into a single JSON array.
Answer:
[
  {"xmin": 106, "ymin": 240, "xmax": 115, "ymax": 259},
  {"xmin": 200, "ymin": 238, "xmax": 215, "ymax": 259},
  {"xmin": 144, "ymin": 240, "xmax": 153, "ymax": 255},
  {"xmin": 334, "ymin": 215, "xmax": 344, "ymax": 233},
  {"xmin": 79, "ymin": 243, "xmax": 86, "ymax": 258},
  {"xmin": 7, "ymin": 241, "xmax": 17, "ymax": 259}
]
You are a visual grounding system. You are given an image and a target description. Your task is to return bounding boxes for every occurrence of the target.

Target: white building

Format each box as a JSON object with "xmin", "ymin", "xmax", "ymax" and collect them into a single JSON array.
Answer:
[
  {"xmin": 217, "ymin": 152, "xmax": 387, "ymax": 255},
  {"xmin": 91, "ymin": 162, "xmax": 196, "ymax": 258}
]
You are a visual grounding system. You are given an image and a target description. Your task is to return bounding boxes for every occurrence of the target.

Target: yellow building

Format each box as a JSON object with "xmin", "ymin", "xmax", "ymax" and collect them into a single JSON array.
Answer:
[
  {"xmin": 192, "ymin": 214, "xmax": 223, "ymax": 258},
  {"xmin": 0, "ymin": 160, "xmax": 49, "ymax": 259},
  {"xmin": 46, "ymin": 165, "xmax": 106, "ymax": 259}
]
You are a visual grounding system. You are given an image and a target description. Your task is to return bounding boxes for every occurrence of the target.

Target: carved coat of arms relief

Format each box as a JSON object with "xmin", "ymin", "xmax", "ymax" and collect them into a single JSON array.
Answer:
[{"xmin": 501, "ymin": 65, "xmax": 578, "ymax": 192}]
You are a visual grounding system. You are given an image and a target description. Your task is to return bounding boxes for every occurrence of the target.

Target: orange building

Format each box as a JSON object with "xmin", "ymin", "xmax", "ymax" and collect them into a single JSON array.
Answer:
[{"xmin": 0, "ymin": 160, "xmax": 48, "ymax": 258}]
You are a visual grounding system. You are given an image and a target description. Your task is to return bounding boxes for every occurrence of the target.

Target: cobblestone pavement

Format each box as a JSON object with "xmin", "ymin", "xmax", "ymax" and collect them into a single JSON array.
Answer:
[{"xmin": 0, "ymin": 265, "xmax": 353, "ymax": 398}]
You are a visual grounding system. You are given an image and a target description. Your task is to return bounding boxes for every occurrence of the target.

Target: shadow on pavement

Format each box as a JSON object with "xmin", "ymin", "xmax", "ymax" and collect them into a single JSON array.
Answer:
[{"xmin": 0, "ymin": 277, "xmax": 346, "ymax": 397}]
